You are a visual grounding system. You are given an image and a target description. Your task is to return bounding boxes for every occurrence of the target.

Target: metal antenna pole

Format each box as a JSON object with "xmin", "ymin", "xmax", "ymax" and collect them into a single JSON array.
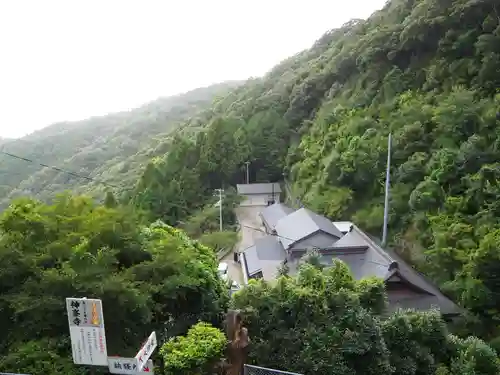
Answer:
[
  {"xmin": 215, "ymin": 188, "xmax": 224, "ymax": 231},
  {"xmin": 245, "ymin": 161, "xmax": 250, "ymax": 184},
  {"xmin": 382, "ymin": 133, "xmax": 392, "ymax": 247},
  {"xmin": 219, "ymin": 188, "xmax": 223, "ymax": 231}
]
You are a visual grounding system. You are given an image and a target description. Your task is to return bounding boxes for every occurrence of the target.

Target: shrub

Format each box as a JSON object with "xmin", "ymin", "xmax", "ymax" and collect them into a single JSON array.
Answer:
[{"xmin": 160, "ymin": 322, "xmax": 227, "ymax": 375}]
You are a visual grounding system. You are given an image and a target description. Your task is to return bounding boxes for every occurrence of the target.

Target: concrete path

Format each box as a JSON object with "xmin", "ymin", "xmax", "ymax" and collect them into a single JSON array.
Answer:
[
  {"xmin": 220, "ymin": 205, "xmax": 267, "ymax": 285},
  {"xmin": 235, "ymin": 206, "xmax": 267, "ymax": 253},
  {"xmin": 221, "ymin": 250, "xmax": 243, "ymax": 285}
]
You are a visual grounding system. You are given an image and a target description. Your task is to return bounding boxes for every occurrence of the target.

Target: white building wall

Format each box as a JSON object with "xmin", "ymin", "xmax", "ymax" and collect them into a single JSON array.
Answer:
[{"xmin": 240, "ymin": 193, "xmax": 281, "ymax": 207}]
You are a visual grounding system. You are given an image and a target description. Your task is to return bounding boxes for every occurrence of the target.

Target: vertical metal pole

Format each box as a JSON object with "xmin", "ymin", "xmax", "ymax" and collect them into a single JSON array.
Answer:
[
  {"xmin": 382, "ymin": 133, "xmax": 392, "ymax": 247},
  {"xmin": 219, "ymin": 188, "xmax": 223, "ymax": 232},
  {"xmin": 245, "ymin": 162, "xmax": 250, "ymax": 184}
]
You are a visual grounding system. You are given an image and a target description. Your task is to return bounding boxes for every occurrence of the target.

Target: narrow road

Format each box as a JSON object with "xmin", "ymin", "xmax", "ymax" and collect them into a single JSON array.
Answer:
[
  {"xmin": 235, "ymin": 205, "xmax": 267, "ymax": 253},
  {"xmin": 220, "ymin": 205, "xmax": 267, "ymax": 285}
]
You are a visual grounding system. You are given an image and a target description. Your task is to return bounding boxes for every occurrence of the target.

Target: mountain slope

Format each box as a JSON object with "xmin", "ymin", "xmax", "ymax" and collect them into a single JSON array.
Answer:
[
  {"xmin": 0, "ymin": 82, "xmax": 240, "ymax": 205},
  {"xmin": 131, "ymin": 0, "xmax": 500, "ymax": 339}
]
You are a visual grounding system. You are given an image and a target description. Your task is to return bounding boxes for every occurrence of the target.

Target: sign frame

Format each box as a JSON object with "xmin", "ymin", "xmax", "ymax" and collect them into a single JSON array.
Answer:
[
  {"xmin": 66, "ymin": 297, "xmax": 108, "ymax": 366},
  {"xmin": 134, "ymin": 331, "xmax": 157, "ymax": 371}
]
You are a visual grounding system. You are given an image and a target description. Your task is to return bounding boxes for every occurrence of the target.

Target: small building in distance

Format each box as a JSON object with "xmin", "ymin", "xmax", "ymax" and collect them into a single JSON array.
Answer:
[{"xmin": 236, "ymin": 183, "xmax": 281, "ymax": 207}]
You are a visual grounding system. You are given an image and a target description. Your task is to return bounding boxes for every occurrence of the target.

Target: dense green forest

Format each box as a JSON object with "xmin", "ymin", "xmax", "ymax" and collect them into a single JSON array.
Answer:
[
  {"xmin": 0, "ymin": 82, "xmax": 240, "ymax": 207},
  {"xmin": 2, "ymin": 0, "xmax": 500, "ymax": 373},
  {"xmin": 1, "ymin": 194, "xmax": 497, "ymax": 375},
  {"xmin": 0, "ymin": 195, "xmax": 229, "ymax": 374},
  {"xmin": 130, "ymin": 0, "xmax": 500, "ymax": 341}
]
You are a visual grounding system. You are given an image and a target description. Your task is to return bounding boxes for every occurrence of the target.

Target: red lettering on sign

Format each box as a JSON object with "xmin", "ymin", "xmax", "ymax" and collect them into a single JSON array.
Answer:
[{"xmin": 99, "ymin": 333, "xmax": 105, "ymax": 352}]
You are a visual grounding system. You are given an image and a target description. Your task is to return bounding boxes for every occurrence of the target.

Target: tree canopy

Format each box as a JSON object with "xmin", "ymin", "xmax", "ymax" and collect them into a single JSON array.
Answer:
[
  {"xmin": 0, "ymin": 194, "xmax": 227, "ymax": 374},
  {"xmin": 126, "ymin": 0, "xmax": 500, "ymax": 345},
  {"xmin": 233, "ymin": 260, "xmax": 500, "ymax": 375},
  {"xmin": 2, "ymin": 0, "xmax": 500, "ymax": 373}
]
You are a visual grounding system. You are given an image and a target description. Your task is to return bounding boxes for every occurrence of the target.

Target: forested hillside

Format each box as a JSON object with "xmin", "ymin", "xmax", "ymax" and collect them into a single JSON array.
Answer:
[
  {"xmin": 3, "ymin": 0, "xmax": 500, "ymax": 373},
  {"xmin": 0, "ymin": 82, "xmax": 240, "ymax": 206},
  {"xmin": 131, "ymin": 0, "xmax": 500, "ymax": 341}
]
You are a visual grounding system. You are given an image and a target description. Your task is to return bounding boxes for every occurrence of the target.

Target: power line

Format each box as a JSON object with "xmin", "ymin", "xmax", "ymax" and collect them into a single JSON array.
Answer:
[
  {"xmin": 0, "ymin": 148, "xmax": 225, "ymax": 221},
  {"xmin": 241, "ymin": 224, "xmax": 297, "ymax": 244},
  {"xmin": 0, "ymin": 150, "xmax": 123, "ymax": 190}
]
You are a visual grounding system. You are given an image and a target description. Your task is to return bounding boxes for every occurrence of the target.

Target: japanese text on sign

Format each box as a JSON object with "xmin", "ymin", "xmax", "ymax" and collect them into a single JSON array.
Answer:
[
  {"xmin": 66, "ymin": 297, "xmax": 108, "ymax": 366},
  {"xmin": 108, "ymin": 357, "xmax": 154, "ymax": 374},
  {"xmin": 135, "ymin": 332, "xmax": 157, "ymax": 371}
]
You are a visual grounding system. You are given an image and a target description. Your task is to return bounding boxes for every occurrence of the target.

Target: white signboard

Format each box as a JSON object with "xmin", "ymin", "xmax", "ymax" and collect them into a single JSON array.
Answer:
[
  {"xmin": 66, "ymin": 298, "xmax": 108, "ymax": 366},
  {"xmin": 108, "ymin": 357, "xmax": 154, "ymax": 374},
  {"xmin": 135, "ymin": 332, "xmax": 157, "ymax": 371}
]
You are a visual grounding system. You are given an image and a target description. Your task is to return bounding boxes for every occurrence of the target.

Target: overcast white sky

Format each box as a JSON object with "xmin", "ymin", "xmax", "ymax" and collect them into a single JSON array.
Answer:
[{"xmin": 0, "ymin": 0, "xmax": 387, "ymax": 139}]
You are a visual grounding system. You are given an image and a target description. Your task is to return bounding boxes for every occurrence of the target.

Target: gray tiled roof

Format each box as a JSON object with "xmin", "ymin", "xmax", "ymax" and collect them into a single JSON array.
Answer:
[
  {"xmin": 260, "ymin": 203, "xmax": 296, "ymax": 231},
  {"xmin": 243, "ymin": 246, "xmax": 261, "ymax": 276},
  {"xmin": 330, "ymin": 230, "xmax": 369, "ymax": 249},
  {"xmin": 333, "ymin": 225, "xmax": 460, "ymax": 316},
  {"xmin": 244, "ymin": 204, "xmax": 460, "ymax": 316},
  {"xmin": 275, "ymin": 208, "xmax": 343, "ymax": 249},
  {"xmin": 237, "ymin": 183, "xmax": 282, "ymax": 195},
  {"xmin": 243, "ymin": 235, "xmax": 287, "ymax": 279},
  {"xmin": 254, "ymin": 236, "xmax": 287, "ymax": 260}
]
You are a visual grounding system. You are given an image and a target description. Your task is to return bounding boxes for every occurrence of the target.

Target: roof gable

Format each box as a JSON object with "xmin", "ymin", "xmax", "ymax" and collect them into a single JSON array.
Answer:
[
  {"xmin": 275, "ymin": 208, "xmax": 343, "ymax": 249},
  {"xmin": 243, "ymin": 245, "xmax": 261, "ymax": 276},
  {"xmin": 385, "ymin": 268, "xmax": 434, "ymax": 296},
  {"xmin": 254, "ymin": 235, "xmax": 287, "ymax": 260},
  {"xmin": 350, "ymin": 225, "xmax": 461, "ymax": 316},
  {"xmin": 330, "ymin": 230, "xmax": 369, "ymax": 249},
  {"xmin": 243, "ymin": 235, "xmax": 286, "ymax": 280},
  {"xmin": 325, "ymin": 224, "xmax": 460, "ymax": 315}
]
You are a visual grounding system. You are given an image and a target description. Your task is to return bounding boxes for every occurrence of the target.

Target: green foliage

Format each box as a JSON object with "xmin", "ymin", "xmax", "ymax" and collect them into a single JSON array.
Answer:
[
  {"xmin": 179, "ymin": 189, "xmax": 241, "ymax": 237},
  {"xmin": 232, "ymin": 261, "xmax": 392, "ymax": 374},
  {"xmin": 446, "ymin": 335, "xmax": 500, "ymax": 375},
  {"xmin": 0, "ymin": 195, "xmax": 227, "ymax": 374},
  {"xmin": 0, "ymin": 340, "xmax": 86, "ymax": 375},
  {"xmin": 231, "ymin": 261, "xmax": 499, "ymax": 375},
  {"xmin": 104, "ymin": 190, "xmax": 118, "ymax": 208},
  {"xmin": 160, "ymin": 322, "xmax": 227, "ymax": 375},
  {"xmin": 3, "ymin": 0, "xmax": 500, "ymax": 372},
  {"xmin": 127, "ymin": 0, "xmax": 500, "ymax": 361},
  {"xmin": 129, "ymin": 0, "xmax": 500, "ymax": 344},
  {"xmin": 382, "ymin": 310, "xmax": 450, "ymax": 375},
  {"xmin": 198, "ymin": 231, "xmax": 239, "ymax": 253}
]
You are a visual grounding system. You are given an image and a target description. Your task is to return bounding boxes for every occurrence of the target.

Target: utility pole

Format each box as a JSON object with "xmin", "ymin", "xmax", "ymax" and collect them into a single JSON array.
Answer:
[
  {"xmin": 214, "ymin": 188, "xmax": 224, "ymax": 231},
  {"xmin": 382, "ymin": 133, "xmax": 392, "ymax": 247},
  {"xmin": 244, "ymin": 161, "xmax": 250, "ymax": 184}
]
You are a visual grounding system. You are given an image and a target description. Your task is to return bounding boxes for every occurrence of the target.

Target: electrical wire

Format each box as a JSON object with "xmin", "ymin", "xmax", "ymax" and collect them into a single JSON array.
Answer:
[
  {"xmin": 0, "ymin": 149, "xmax": 125, "ymax": 190},
  {"xmin": 0, "ymin": 148, "xmax": 227, "ymax": 220},
  {"xmin": 1, "ymin": 145, "xmax": 391, "ymax": 270}
]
